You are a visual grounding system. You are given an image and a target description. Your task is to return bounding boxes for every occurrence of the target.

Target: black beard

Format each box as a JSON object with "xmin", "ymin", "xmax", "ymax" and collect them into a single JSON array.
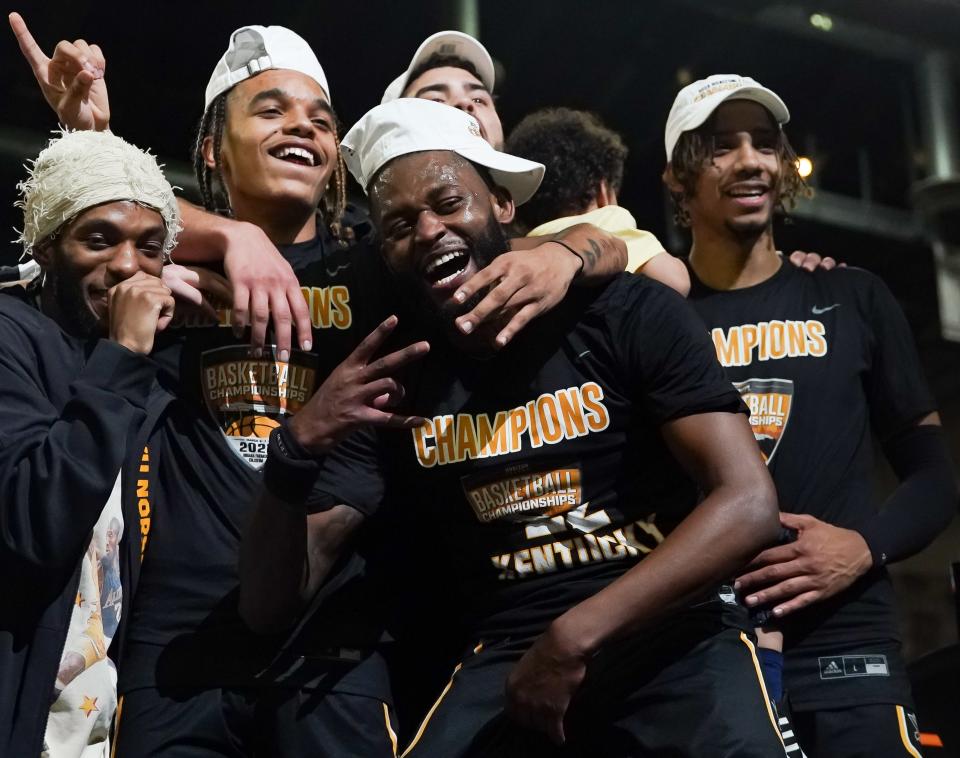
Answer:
[
  {"xmin": 43, "ymin": 269, "xmax": 101, "ymax": 339},
  {"xmin": 399, "ymin": 215, "xmax": 510, "ymax": 342}
]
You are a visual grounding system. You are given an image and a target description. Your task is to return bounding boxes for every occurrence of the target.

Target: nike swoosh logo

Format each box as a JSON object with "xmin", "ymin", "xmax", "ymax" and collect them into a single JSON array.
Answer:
[
  {"xmin": 812, "ymin": 303, "xmax": 841, "ymax": 314},
  {"xmin": 325, "ymin": 261, "xmax": 352, "ymax": 277}
]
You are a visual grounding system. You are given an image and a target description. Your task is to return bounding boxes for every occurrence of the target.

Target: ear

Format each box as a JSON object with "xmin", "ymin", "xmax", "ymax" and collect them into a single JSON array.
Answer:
[
  {"xmin": 596, "ymin": 179, "xmax": 618, "ymax": 208},
  {"xmin": 490, "ymin": 186, "xmax": 515, "ymax": 225},
  {"xmin": 662, "ymin": 163, "xmax": 684, "ymax": 195},
  {"xmin": 201, "ymin": 135, "xmax": 217, "ymax": 170},
  {"xmin": 32, "ymin": 239, "xmax": 55, "ymax": 271}
]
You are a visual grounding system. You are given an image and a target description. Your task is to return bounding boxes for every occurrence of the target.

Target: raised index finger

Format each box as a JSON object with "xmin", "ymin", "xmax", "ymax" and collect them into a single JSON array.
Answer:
[{"xmin": 9, "ymin": 12, "xmax": 50, "ymax": 74}]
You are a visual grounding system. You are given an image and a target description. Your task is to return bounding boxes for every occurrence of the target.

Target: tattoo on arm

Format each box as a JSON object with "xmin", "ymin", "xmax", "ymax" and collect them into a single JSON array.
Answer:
[{"xmin": 578, "ymin": 239, "xmax": 602, "ymax": 273}]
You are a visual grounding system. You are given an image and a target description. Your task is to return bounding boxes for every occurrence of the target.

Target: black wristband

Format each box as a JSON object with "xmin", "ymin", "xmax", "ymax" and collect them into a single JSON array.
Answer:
[
  {"xmin": 262, "ymin": 423, "xmax": 322, "ymax": 506},
  {"xmin": 550, "ymin": 240, "xmax": 585, "ymax": 277}
]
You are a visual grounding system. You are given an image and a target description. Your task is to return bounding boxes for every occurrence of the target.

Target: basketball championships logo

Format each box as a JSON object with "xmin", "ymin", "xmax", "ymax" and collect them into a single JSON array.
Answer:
[
  {"xmin": 733, "ymin": 378, "xmax": 794, "ymax": 463},
  {"xmin": 201, "ymin": 345, "xmax": 319, "ymax": 469}
]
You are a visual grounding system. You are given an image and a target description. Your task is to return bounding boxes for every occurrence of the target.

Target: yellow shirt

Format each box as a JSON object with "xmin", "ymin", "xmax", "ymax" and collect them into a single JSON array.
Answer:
[{"xmin": 526, "ymin": 206, "xmax": 665, "ymax": 273}]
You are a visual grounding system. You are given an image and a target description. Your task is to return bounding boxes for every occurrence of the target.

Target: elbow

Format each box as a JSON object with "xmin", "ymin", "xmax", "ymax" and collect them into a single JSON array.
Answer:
[{"xmin": 738, "ymin": 474, "xmax": 780, "ymax": 553}]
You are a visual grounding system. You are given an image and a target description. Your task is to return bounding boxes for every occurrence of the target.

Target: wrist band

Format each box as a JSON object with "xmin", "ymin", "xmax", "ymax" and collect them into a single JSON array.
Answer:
[
  {"xmin": 262, "ymin": 423, "xmax": 321, "ymax": 506},
  {"xmin": 550, "ymin": 240, "xmax": 585, "ymax": 277}
]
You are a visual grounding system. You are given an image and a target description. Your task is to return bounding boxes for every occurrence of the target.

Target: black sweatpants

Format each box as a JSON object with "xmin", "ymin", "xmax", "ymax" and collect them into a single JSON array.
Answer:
[
  {"xmin": 113, "ymin": 684, "xmax": 398, "ymax": 757},
  {"xmin": 402, "ymin": 603, "xmax": 787, "ymax": 758}
]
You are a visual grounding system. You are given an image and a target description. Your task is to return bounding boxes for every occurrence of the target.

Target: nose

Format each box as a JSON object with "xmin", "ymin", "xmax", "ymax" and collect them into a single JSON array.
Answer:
[
  {"xmin": 104, "ymin": 241, "xmax": 141, "ymax": 285},
  {"xmin": 733, "ymin": 138, "xmax": 762, "ymax": 173},
  {"xmin": 452, "ymin": 93, "xmax": 477, "ymax": 116},
  {"xmin": 414, "ymin": 210, "xmax": 446, "ymax": 248},
  {"xmin": 282, "ymin": 105, "xmax": 314, "ymax": 137}
]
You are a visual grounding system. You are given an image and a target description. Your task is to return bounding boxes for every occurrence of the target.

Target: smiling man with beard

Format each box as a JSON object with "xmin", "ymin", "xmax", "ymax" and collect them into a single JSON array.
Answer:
[{"xmin": 242, "ymin": 98, "xmax": 790, "ymax": 757}]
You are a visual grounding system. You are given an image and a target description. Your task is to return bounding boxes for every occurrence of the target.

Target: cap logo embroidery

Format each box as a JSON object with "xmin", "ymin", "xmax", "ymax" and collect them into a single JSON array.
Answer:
[
  {"xmin": 693, "ymin": 80, "xmax": 740, "ymax": 102},
  {"xmin": 467, "ymin": 119, "xmax": 481, "ymax": 137}
]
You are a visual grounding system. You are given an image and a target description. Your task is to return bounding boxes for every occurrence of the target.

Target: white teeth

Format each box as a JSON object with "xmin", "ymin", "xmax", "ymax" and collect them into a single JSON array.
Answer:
[
  {"xmin": 435, "ymin": 269, "xmax": 464, "ymax": 286},
  {"xmin": 274, "ymin": 146, "xmax": 315, "ymax": 165},
  {"xmin": 425, "ymin": 251, "xmax": 466, "ymax": 274}
]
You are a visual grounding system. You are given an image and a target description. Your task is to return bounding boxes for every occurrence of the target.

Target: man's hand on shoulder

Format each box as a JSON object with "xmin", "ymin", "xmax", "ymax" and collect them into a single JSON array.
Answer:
[
  {"xmin": 788, "ymin": 250, "xmax": 845, "ymax": 272},
  {"xmin": 9, "ymin": 12, "xmax": 110, "ymax": 131},
  {"xmin": 108, "ymin": 271, "xmax": 174, "ymax": 354},
  {"xmin": 735, "ymin": 512, "xmax": 873, "ymax": 618}
]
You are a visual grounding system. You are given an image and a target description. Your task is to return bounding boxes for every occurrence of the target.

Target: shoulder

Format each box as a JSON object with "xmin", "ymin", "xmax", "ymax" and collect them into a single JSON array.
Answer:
[
  {"xmin": 592, "ymin": 271, "xmax": 691, "ymax": 320},
  {"xmin": 0, "ymin": 291, "xmax": 50, "ymax": 336}
]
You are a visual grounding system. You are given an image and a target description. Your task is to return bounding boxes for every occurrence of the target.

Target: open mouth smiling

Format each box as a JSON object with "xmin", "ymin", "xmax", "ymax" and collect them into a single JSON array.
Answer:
[
  {"xmin": 422, "ymin": 249, "xmax": 471, "ymax": 289},
  {"xmin": 268, "ymin": 143, "xmax": 320, "ymax": 167}
]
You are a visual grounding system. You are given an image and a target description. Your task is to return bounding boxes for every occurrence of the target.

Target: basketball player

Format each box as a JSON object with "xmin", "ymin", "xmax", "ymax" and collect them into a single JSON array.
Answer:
[
  {"xmin": 243, "ymin": 97, "xmax": 791, "ymax": 757},
  {"xmin": 663, "ymin": 73, "xmax": 956, "ymax": 757}
]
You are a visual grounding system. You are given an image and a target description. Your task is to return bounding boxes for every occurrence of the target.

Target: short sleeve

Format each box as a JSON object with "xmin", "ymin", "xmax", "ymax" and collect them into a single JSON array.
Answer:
[
  {"xmin": 308, "ymin": 426, "xmax": 386, "ymax": 517},
  {"xmin": 612, "ymin": 277, "xmax": 746, "ymax": 423},
  {"xmin": 863, "ymin": 275, "xmax": 936, "ymax": 440}
]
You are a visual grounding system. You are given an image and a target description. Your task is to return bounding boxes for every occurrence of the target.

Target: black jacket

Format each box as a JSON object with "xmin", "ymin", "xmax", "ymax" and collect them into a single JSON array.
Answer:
[{"xmin": 0, "ymin": 295, "xmax": 169, "ymax": 757}]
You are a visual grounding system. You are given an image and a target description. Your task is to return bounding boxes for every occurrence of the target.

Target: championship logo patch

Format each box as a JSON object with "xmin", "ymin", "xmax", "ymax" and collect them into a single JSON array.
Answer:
[
  {"xmin": 201, "ymin": 346, "xmax": 318, "ymax": 469},
  {"xmin": 733, "ymin": 378, "xmax": 794, "ymax": 464},
  {"xmin": 460, "ymin": 463, "xmax": 584, "ymax": 525}
]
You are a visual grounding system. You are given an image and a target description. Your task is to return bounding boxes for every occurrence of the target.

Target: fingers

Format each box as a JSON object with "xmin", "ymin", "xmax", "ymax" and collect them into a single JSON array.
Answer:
[
  {"xmin": 455, "ymin": 272, "xmax": 527, "ymax": 335},
  {"xmin": 494, "ymin": 302, "xmax": 541, "ymax": 349},
  {"xmin": 349, "ymin": 315, "xmax": 400, "ymax": 364},
  {"xmin": 156, "ymin": 294, "xmax": 176, "ymax": 331},
  {"xmin": 372, "ymin": 410, "xmax": 427, "ymax": 430},
  {"xmin": 193, "ymin": 268, "xmax": 233, "ymax": 307},
  {"xmin": 288, "ymin": 284, "xmax": 313, "ymax": 352},
  {"xmin": 743, "ymin": 575, "xmax": 818, "ymax": 612},
  {"xmin": 360, "ymin": 340, "xmax": 431, "ymax": 381},
  {"xmin": 779, "ymin": 512, "xmax": 814, "ymax": 530},
  {"xmin": 819, "ymin": 256, "xmax": 837, "ymax": 270},
  {"xmin": 268, "ymin": 291, "xmax": 293, "ymax": 361},
  {"xmin": 58, "ymin": 69, "xmax": 95, "ymax": 127},
  {"xmin": 9, "ymin": 12, "xmax": 49, "ymax": 76},
  {"xmin": 768, "ymin": 590, "xmax": 821, "ymax": 618},
  {"xmin": 451, "ymin": 258, "xmax": 504, "ymax": 308},
  {"xmin": 248, "ymin": 289, "xmax": 270, "ymax": 354},
  {"xmin": 231, "ymin": 283, "xmax": 250, "ymax": 338},
  {"xmin": 162, "ymin": 264, "xmax": 203, "ymax": 305},
  {"xmin": 51, "ymin": 38, "xmax": 101, "ymax": 78},
  {"xmin": 738, "ymin": 560, "xmax": 807, "ymax": 602}
]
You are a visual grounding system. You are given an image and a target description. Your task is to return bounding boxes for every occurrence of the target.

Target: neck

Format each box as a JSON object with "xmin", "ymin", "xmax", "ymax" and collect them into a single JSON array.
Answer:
[
  {"xmin": 231, "ymin": 197, "xmax": 319, "ymax": 245},
  {"xmin": 688, "ymin": 222, "xmax": 781, "ymax": 290}
]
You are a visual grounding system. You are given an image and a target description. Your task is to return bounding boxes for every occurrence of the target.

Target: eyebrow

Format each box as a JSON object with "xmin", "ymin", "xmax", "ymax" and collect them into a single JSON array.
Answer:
[
  {"xmin": 248, "ymin": 88, "xmax": 334, "ymax": 117},
  {"xmin": 73, "ymin": 217, "xmax": 166, "ymax": 237},
  {"xmin": 412, "ymin": 81, "xmax": 490, "ymax": 99}
]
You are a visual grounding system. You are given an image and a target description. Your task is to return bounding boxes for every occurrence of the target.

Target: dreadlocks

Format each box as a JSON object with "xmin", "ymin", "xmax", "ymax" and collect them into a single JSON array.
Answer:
[
  {"xmin": 667, "ymin": 120, "xmax": 810, "ymax": 227},
  {"xmin": 190, "ymin": 89, "xmax": 348, "ymax": 236}
]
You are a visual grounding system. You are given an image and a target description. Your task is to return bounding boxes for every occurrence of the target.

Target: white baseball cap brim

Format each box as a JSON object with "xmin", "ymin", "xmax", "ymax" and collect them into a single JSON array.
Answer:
[
  {"xmin": 205, "ymin": 25, "xmax": 331, "ymax": 111},
  {"xmin": 381, "ymin": 31, "xmax": 496, "ymax": 104},
  {"xmin": 664, "ymin": 74, "xmax": 789, "ymax": 161},
  {"xmin": 342, "ymin": 98, "xmax": 543, "ymax": 206}
]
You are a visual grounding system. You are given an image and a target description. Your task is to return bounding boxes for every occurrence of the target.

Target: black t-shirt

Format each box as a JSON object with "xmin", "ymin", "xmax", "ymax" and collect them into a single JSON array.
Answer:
[
  {"xmin": 687, "ymin": 260, "xmax": 936, "ymax": 707},
  {"xmin": 316, "ymin": 274, "xmax": 746, "ymax": 639},
  {"xmin": 120, "ymin": 212, "xmax": 397, "ymax": 696}
]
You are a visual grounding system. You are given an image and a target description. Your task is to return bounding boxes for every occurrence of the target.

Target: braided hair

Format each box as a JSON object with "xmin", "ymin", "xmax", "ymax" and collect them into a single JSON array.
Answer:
[{"xmin": 191, "ymin": 88, "xmax": 348, "ymax": 237}]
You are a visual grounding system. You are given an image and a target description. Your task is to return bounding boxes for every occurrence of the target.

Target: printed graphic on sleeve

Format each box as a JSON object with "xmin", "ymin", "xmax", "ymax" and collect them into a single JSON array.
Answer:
[
  {"xmin": 201, "ymin": 345, "xmax": 318, "ymax": 469},
  {"xmin": 733, "ymin": 378, "xmax": 794, "ymax": 464}
]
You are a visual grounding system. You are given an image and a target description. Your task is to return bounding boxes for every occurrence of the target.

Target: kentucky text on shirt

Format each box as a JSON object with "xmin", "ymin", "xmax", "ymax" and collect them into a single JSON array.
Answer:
[
  {"xmin": 711, "ymin": 319, "xmax": 828, "ymax": 367},
  {"xmin": 411, "ymin": 382, "xmax": 611, "ymax": 468}
]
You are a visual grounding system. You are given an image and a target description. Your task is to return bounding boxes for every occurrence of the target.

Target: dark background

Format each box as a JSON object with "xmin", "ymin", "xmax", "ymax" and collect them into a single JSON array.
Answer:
[{"xmin": 2, "ymin": 0, "xmax": 958, "ymax": 660}]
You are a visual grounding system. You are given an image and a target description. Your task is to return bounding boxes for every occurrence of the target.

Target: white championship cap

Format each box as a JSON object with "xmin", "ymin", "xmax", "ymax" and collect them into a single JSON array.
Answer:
[
  {"xmin": 664, "ymin": 74, "xmax": 790, "ymax": 161},
  {"xmin": 341, "ymin": 98, "xmax": 544, "ymax": 205},
  {"xmin": 205, "ymin": 25, "xmax": 331, "ymax": 110},
  {"xmin": 381, "ymin": 30, "xmax": 496, "ymax": 104}
]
